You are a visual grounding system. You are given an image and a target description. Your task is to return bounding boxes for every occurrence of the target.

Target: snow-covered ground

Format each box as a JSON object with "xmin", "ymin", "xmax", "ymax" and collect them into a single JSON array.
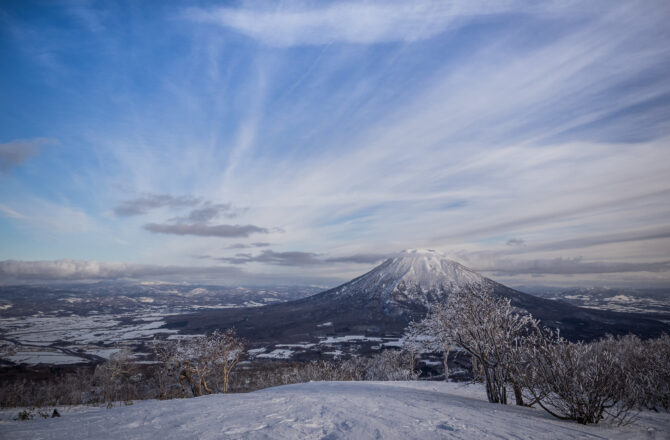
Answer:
[
  {"xmin": 0, "ymin": 312, "xmax": 184, "ymax": 364},
  {"xmin": 1, "ymin": 381, "xmax": 668, "ymax": 439}
]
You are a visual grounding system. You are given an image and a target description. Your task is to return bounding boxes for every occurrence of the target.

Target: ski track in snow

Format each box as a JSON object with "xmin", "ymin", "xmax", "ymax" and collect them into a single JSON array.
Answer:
[{"xmin": 1, "ymin": 381, "xmax": 668, "ymax": 440}]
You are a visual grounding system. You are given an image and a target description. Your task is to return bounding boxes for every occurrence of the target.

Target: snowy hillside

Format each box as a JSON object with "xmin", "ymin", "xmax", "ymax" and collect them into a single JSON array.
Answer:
[{"xmin": 2, "ymin": 381, "xmax": 668, "ymax": 439}]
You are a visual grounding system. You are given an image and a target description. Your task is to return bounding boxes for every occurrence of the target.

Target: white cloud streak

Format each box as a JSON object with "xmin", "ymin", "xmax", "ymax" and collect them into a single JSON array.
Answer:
[
  {"xmin": 184, "ymin": 1, "xmax": 561, "ymax": 46},
  {"xmin": 0, "ymin": 204, "xmax": 25, "ymax": 219}
]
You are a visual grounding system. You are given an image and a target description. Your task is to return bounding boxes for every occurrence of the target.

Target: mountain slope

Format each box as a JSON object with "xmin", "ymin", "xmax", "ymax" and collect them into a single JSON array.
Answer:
[{"xmin": 167, "ymin": 250, "xmax": 669, "ymax": 343}]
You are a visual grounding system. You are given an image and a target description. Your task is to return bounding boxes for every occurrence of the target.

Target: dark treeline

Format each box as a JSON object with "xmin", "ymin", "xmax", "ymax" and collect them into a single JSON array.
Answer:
[{"xmin": 0, "ymin": 342, "xmax": 418, "ymax": 409}]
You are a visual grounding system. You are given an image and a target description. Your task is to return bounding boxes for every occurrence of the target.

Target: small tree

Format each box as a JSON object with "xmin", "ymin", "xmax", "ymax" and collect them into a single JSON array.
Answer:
[
  {"xmin": 94, "ymin": 349, "xmax": 140, "ymax": 405},
  {"xmin": 408, "ymin": 304, "xmax": 456, "ymax": 382},
  {"xmin": 152, "ymin": 338, "xmax": 181, "ymax": 399},
  {"xmin": 400, "ymin": 327, "xmax": 424, "ymax": 375},
  {"xmin": 153, "ymin": 329, "xmax": 245, "ymax": 397},
  {"xmin": 211, "ymin": 329, "xmax": 245, "ymax": 393}
]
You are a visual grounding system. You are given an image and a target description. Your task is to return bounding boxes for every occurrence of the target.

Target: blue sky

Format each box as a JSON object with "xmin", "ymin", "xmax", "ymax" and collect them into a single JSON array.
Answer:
[{"xmin": 1, "ymin": 0, "xmax": 670, "ymax": 287}]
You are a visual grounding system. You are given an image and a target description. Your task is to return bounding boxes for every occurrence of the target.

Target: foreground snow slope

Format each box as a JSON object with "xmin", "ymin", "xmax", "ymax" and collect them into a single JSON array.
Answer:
[{"xmin": 2, "ymin": 381, "xmax": 669, "ymax": 439}]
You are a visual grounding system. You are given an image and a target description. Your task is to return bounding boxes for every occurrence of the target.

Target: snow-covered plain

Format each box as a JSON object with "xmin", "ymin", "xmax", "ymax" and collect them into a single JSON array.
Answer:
[
  {"xmin": 2, "ymin": 381, "xmax": 668, "ymax": 439},
  {"xmin": 0, "ymin": 313, "xmax": 178, "ymax": 364}
]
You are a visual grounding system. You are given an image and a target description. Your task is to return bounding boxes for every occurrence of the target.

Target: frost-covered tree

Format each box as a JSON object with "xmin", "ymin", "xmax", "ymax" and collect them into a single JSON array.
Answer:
[
  {"xmin": 153, "ymin": 329, "xmax": 245, "ymax": 397},
  {"xmin": 513, "ymin": 331, "xmax": 629, "ymax": 424},
  {"xmin": 422, "ymin": 288, "xmax": 536, "ymax": 404},
  {"xmin": 94, "ymin": 348, "xmax": 140, "ymax": 405},
  {"xmin": 362, "ymin": 350, "xmax": 418, "ymax": 381},
  {"xmin": 407, "ymin": 304, "xmax": 456, "ymax": 382},
  {"xmin": 639, "ymin": 333, "xmax": 670, "ymax": 410},
  {"xmin": 513, "ymin": 331, "xmax": 670, "ymax": 424},
  {"xmin": 210, "ymin": 329, "xmax": 246, "ymax": 393},
  {"xmin": 400, "ymin": 327, "xmax": 424, "ymax": 375},
  {"xmin": 152, "ymin": 337, "xmax": 184, "ymax": 399}
]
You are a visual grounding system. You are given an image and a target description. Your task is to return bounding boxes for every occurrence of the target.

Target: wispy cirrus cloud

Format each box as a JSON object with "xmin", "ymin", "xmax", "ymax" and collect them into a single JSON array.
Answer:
[
  {"xmin": 0, "ymin": 204, "xmax": 25, "ymax": 219},
  {"xmin": 3, "ymin": 1, "xmax": 670, "ymax": 287},
  {"xmin": 457, "ymin": 225, "xmax": 670, "ymax": 263},
  {"xmin": 527, "ymin": 226, "xmax": 670, "ymax": 253},
  {"xmin": 183, "ymin": 0, "xmax": 564, "ymax": 47}
]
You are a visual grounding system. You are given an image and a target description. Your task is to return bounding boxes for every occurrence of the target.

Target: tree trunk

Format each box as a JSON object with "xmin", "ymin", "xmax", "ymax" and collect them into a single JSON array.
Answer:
[
  {"xmin": 472, "ymin": 356, "xmax": 482, "ymax": 383},
  {"xmin": 513, "ymin": 383, "xmax": 524, "ymax": 406},
  {"xmin": 200, "ymin": 378, "xmax": 213, "ymax": 395}
]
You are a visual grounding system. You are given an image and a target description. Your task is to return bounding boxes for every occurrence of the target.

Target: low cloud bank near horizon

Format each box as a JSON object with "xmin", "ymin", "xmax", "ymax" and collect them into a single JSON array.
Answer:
[
  {"xmin": 0, "ymin": 259, "xmax": 242, "ymax": 282},
  {"xmin": 0, "ymin": 259, "xmax": 340, "ymax": 286},
  {"xmin": 2, "ymin": 255, "xmax": 669, "ymax": 287}
]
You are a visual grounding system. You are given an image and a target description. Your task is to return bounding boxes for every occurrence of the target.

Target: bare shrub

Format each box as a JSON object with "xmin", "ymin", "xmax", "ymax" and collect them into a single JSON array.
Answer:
[
  {"xmin": 510, "ymin": 330, "xmax": 670, "ymax": 425},
  {"xmin": 94, "ymin": 349, "xmax": 141, "ymax": 405},
  {"xmin": 360, "ymin": 349, "xmax": 418, "ymax": 381},
  {"xmin": 232, "ymin": 348, "xmax": 416, "ymax": 391},
  {"xmin": 153, "ymin": 329, "xmax": 245, "ymax": 397},
  {"xmin": 0, "ymin": 367, "xmax": 94, "ymax": 408},
  {"xmin": 515, "ymin": 331, "xmax": 632, "ymax": 424},
  {"xmin": 634, "ymin": 333, "xmax": 670, "ymax": 411}
]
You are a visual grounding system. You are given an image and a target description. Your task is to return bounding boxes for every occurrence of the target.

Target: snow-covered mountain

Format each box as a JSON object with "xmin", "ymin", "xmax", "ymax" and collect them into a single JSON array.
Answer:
[
  {"xmin": 322, "ymin": 249, "xmax": 494, "ymax": 312},
  {"xmin": 168, "ymin": 250, "xmax": 669, "ymax": 346}
]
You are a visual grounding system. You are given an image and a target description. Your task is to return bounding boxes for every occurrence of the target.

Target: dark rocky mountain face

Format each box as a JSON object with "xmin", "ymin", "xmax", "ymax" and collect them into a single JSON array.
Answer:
[{"xmin": 167, "ymin": 250, "xmax": 669, "ymax": 346}]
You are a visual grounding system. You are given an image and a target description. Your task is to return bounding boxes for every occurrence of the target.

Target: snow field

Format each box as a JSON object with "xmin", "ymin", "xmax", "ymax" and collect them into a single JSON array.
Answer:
[{"xmin": 1, "ymin": 381, "xmax": 668, "ymax": 440}]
